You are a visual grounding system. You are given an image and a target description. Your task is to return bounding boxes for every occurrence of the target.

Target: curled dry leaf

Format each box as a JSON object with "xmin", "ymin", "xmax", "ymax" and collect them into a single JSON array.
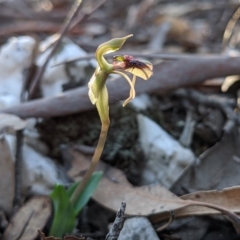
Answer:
[
  {"xmin": 66, "ymin": 150, "xmax": 240, "ymax": 228},
  {"xmin": 38, "ymin": 230, "xmax": 84, "ymax": 240},
  {"xmin": 180, "ymin": 186, "xmax": 240, "ymax": 217},
  {"xmin": 3, "ymin": 196, "xmax": 51, "ymax": 240},
  {"xmin": 0, "ymin": 113, "xmax": 26, "ymax": 132},
  {"xmin": 39, "ymin": 230, "xmax": 61, "ymax": 240}
]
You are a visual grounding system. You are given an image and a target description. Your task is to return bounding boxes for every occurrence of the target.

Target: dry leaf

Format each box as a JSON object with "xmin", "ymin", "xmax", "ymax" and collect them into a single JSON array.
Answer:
[
  {"xmin": 172, "ymin": 130, "xmax": 240, "ymax": 194},
  {"xmin": 67, "ymin": 150, "xmax": 240, "ymax": 227},
  {"xmin": 3, "ymin": 196, "xmax": 51, "ymax": 240},
  {"xmin": 39, "ymin": 230, "xmax": 61, "ymax": 240},
  {"xmin": 0, "ymin": 135, "xmax": 15, "ymax": 215},
  {"xmin": 0, "ymin": 113, "xmax": 26, "ymax": 132},
  {"xmin": 67, "ymin": 150, "xmax": 187, "ymax": 216},
  {"xmin": 38, "ymin": 230, "xmax": 84, "ymax": 240},
  {"xmin": 180, "ymin": 186, "xmax": 240, "ymax": 216}
]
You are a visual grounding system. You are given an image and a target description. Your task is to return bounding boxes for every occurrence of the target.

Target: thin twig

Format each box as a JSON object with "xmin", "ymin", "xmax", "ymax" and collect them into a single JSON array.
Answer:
[
  {"xmin": 2, "ymin": 56, "xmax": 240, "ymax": 119},
  {"xmin": 174, "ymin": 88, "xmax": 238, "ymax": 134},
  {"xmin": 105, "ymin": 202, "xmax": 126, "ymax": 240},
  {"xmin": 28, "ymin": 0, "xmax": 83, "ymax": 99},
  {"xmin": 11, "ymin": 39, "xmax": 39, "ymax": 215},
  {"xmin": 12, "ymin": 130, "xmax": 24, "ymax": 215},
  {"xmin": 28, "ymin": 0, "xmax": 107, "ymax": 99},
  {"xmin": 53, "ymin": 52, "xmax": 223, "ymax": 66},
  {"xmin": 157, "ymin": 210, "xmax": 175, "ymax": 232},
  {"xmin": 222, "ymin": 6, "xmax": 240, "ymax": 51}
]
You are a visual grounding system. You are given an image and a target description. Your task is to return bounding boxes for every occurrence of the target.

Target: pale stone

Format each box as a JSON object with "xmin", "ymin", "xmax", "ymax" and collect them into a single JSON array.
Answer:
[
  {"xmin": 118, "ymin": 217, "xmax": 160, "ymax": 240},
  {"xmin": 137, "ymin": 114, "xmax": 195, "ymax": 188}
]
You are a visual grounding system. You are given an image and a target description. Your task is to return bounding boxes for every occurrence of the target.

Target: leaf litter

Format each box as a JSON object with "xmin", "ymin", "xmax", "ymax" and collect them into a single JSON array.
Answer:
[
  {"xmin": 1, "ymin": 0, "xmax": 240, "ymax": 239},
  {"xmin": 66, "ymin": 149, "xmax": 240, "ymax": 229}
]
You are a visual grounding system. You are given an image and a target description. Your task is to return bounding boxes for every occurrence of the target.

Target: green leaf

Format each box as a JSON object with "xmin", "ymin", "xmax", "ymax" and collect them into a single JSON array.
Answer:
[
  {"xmin": 50, "ymin": 185, "xmax": 76, "ymax": 238},
  {"xmin": 67, "ymin": 171, "xmax": 103, "ymax": 216}
]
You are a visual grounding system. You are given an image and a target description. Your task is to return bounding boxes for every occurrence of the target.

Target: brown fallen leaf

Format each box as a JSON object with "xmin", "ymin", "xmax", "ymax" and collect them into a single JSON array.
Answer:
[
  {"xmin": 3, "ymin": 196, "xmax": 51, "ymax": 240},
  {"xmin": 180, "ymin": 186, "xmax": 240, "ymax": 216},
  {"xmin": 66, "ymin": 150, "xmax": 185, "ymax": 215},
  {"xmin": 172, "ymin": 129, "xmax": 240, "ymax": 194},
  {"xmin": 66, "ymin": 150, "xmax": 240, "ymax": 227},
  {"xmin": 0, "ymin": 135, "xmax": 15, "ymax": 215},
  {"xmin": 39, "ymin": 230, "xmax": 61, "ymax": 240},
  {"xmin": 38, "ymin": 230, "xmax": 84, "ymax": 240}
]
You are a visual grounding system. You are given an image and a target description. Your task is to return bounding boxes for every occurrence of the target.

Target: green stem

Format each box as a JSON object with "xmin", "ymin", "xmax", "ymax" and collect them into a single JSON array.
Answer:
[{"xmin": 70, "ymin": 121, "xmax": 109, "ymax": 205}]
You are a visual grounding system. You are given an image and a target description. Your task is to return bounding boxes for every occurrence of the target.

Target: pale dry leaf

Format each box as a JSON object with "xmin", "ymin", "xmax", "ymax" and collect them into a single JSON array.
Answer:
[
  {"xmin": 3, "ymin": 196, "xmax": 51, "ymax": 240},
  {"xmin": 172, "ymin": 129, "xmax": 240, "ymax": 194},
  {"xmin": 0, "ymin": 135, "xmax": 15, "ymax": 215},
  {"xmin": 0, "ymin": 113, "xmax": 27, "ymax": 131},
  {"xmin": 67, "ymin": 150, "xmax": 240, "ymax": 227},
  {"xmin": 180, "ymin": 186, "xmax": 240, "ymax": 216},
  {"xmin": 67, "ymin": 150, "xmax": 186, "ymax": 216}
]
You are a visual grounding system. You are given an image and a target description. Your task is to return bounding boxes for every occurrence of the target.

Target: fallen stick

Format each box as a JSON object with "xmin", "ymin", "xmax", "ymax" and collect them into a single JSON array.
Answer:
[{"xmin": 1, "ymin": 56, "xmax": 240, "ymax": 118}]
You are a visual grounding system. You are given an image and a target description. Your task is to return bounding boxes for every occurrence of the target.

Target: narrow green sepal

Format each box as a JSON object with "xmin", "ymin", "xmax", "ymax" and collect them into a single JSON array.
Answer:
[{"xmin": 96, "ymin": 34, "xmax": 133, "ymax": 72}]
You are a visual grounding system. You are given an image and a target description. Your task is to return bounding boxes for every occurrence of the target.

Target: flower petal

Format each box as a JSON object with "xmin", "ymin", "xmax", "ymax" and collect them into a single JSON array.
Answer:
[
  {"xmin": 125, "ymin": 60, "xmax": 153, "ymax": 80},
  {"xmin": 96, "ymin": 35, "xmax": 133, "ymax": 72},
  {"xmin": 112, "ymin": 70, "xmax": 136, "ymax": 106}
]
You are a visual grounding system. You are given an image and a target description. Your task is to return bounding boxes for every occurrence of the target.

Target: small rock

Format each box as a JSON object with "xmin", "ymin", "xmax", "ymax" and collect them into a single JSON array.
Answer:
[
  {"xmin": 118, "ymin": 217, "xmax": 160, "ymax": 240},
  {"xmin": 137, "ymin": 114, "xmax": 195, "ymax": 188},
  {"xmin": 37, "ymin": 36, "xmax": 96, "ymax": 97},
  {"xmin": 0, "ymin": 36, "xmax": 36, "ymax": 102}
]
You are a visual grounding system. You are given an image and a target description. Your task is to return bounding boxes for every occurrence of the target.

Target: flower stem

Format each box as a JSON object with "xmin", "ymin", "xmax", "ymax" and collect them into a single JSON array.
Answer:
[{"xmin": 70, "ymin": 121, "xmax": 109, "ymax": 205}]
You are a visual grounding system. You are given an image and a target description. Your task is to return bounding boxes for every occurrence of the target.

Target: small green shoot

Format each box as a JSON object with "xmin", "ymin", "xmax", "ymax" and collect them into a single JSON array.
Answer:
[{"xmin": 50, "ymin": 172, "xmax": 102, "ymax": 238}]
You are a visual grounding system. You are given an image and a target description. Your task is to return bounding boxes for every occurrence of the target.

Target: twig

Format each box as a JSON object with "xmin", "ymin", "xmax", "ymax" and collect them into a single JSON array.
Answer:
[
  {"xmin": 0, "ymin": 22, "xmax": 84, "ymax": 36},
  {"xmin": 28, "ymin": 0, "xmax": 107, "ymax": 99},
  {"xmin": 187, "ymin": 200, "xmax": 240, "ymax": 224},
  {"xmin": 53, "ymin": 52, "xmax": 224, "ymax": 66},
  {"xmin": 222, "ymin": 6, "xmax": 240, "ymax": 51},
  {"xmin": 12, "ymin": 130, "xmax": 24, "ymax": 215},
  {"xmin": 70, "ymin": 0, "xmax": 107, "ymax": 30},
  {"xmin": 156, "ymin": 210, "xmax": 175, "ymax": 232},
  {"xmin": 11, "ymin": 40, "xmax": 39, "ymax": 216},
  {"xmin": 105, "ymin": 202, "xmax": 126, "ymax": 240},
  {"xmin": 174, "ymin": 88, "xmax": 238, "ymax": 134},
  {"xmin": 2, "ymin": 56, "xmax": 240, "ymax": 119},
  {"xmin": 179, "ymin": 110, "xmax": 196, "ymax": 147},
  {"xmin": 28, "ymin": 0, "xmax": 83, "ymax": 99}
]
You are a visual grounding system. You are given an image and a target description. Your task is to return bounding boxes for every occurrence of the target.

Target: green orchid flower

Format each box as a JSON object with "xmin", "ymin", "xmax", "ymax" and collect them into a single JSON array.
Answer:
[
  {"xmin": 71, "ymin": 35, "xmax": 153, "ymax": 204},
  {"xmin": 88, "ymin": 34, "xmax": 153, "ymax": 119},
  {"xmin": 112, "ymin": 54, "xmax": 153, "ymax": 106}
]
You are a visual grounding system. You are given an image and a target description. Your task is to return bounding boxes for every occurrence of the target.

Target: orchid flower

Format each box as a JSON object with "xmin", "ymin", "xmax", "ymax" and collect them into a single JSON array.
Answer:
[
  {"xmin": 88, "ymin": 34, "xmax": 153, "ymax": 123},
  {"xmin": 112, "ymin": 54, "xmax": 153, "ymax": 106},
  {"xmin": 71, "ymin": 35, "xmax": 153, "ymax": 204}
]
